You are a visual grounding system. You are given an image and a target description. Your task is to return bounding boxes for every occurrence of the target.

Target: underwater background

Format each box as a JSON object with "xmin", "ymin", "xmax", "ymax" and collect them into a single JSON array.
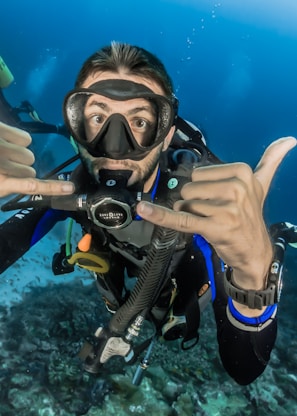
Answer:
[{"xmin": 0, "ymin": 0, "xmax": 297, "ymax": 414}]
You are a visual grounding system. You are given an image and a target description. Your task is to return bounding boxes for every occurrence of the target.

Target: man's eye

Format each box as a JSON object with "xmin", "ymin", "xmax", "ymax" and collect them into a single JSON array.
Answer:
[
  {"xmin": 84, "ymin": 113, "xmax": 106, "ymax": 141},
  {"xmin": 132, "ymin": 118, "xmax": 149, "ymax": 130},
  {"xmin": 90, "ymin": 114, "xmax": 105, "ymax": 125}
]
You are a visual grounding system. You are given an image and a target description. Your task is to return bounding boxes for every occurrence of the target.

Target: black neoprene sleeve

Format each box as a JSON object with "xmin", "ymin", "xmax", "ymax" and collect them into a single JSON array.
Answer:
[
  {"xmin": 0, "ymin": 207, "xmax": 67, "ymax": 273},
  {"xmin": 212, "ymin": 257, "xmax": 277, "ymax": 385}
]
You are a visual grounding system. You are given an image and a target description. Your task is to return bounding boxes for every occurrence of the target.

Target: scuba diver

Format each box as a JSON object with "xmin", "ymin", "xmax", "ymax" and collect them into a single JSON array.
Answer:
[{"xmin": 0, "ymin": 43, "xmax": 296, "ymax": 387}]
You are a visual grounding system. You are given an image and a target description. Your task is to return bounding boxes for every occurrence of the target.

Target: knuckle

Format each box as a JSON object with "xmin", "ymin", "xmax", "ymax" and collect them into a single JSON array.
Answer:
[
  {"xmin": 228, "ymin": 163, "xmax": 253, "ymax": 201},
  {"xmin": 234, "ymin": 162, "xmax": 253, "ymax": 181},
  {"xmin": 25, "ymin": 178, "xmax": 40, "ymax": 193},
  {"xmin": 176, "ymin": 211, "xmax": 197, "ymax": 232}
]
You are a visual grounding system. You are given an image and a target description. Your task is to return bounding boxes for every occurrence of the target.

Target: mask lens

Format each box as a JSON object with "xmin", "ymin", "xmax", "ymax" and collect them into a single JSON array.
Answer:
[{"xmin": 65, "ymin": 91, "xmax": 91, "ymax": 142}]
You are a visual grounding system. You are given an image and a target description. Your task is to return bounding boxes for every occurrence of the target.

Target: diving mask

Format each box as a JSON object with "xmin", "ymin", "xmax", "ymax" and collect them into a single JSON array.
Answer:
[{"xmin": 63, "ymin": 79, "xmax": 178, "ymax": 160}]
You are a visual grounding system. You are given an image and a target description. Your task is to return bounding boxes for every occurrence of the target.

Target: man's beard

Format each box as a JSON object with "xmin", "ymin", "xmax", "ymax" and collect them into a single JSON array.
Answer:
[{"xmin": 79, "ymin": 145, "xmax": 163, "ymax": 192}]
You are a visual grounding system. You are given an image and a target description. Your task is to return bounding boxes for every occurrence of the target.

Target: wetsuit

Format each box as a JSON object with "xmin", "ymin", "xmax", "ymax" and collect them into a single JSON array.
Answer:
[{"xmin": 0, "ymin": 157, "xmax": 278, "ymax": 386}]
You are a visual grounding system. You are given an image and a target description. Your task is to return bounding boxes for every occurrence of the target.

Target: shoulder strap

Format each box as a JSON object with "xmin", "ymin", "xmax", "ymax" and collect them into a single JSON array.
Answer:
[{"xmin": 173, "ymin": 116, "xmax": 223, "ymax": 166}]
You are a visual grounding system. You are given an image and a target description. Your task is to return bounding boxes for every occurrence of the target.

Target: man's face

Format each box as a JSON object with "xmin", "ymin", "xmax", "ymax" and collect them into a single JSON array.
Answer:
[{"xmin": 78, "ymin": 71, "xmax": 175, "ymax": 192}]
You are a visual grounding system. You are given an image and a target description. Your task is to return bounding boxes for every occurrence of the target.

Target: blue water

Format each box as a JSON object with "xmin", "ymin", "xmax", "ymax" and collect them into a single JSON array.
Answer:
[
  {"xmin": 2, "ymin": 0, "xmax": 297, "ymax": 223},
  {"xmin": 1, "ymin": 1, "xmax": 297, "ymax": 414}
]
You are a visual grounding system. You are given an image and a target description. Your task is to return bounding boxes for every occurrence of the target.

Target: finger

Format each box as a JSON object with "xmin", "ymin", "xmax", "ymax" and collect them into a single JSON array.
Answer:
[
  {"xmin": 137, "ymin": 201, "xmax": 203, "ymax": 233},
  {"xmin": 174, "ymin": 198, "xmax": 226, "ymax": 217},
  {"xmin": 190, "ymin": 162, "xmax": 252, "ymax": 182},
  {"xmin": 0, "ymin": 177, "xmax": 75, "ymax": 198},
  {"xmin": 0, "ymin": 122, "xmax": 32, "ymax": 146},
  {"xmin": 180, "ymin": 177, "xmax": 244, "ymax": 202},
  {"xmin": 0, "ymin": 139, "xmax": 35, "ymax": 165},
  {"xmin": 0, "ymin": 161, "xmax": 36, "ymax": 178},
  {"xmin": 254, "ymin": 136, "xmax": 297, "ymax": 195}
]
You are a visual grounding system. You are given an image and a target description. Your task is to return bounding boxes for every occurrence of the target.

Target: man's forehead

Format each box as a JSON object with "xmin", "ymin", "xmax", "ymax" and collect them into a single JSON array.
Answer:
[
  {"xmin": 85, "ymin": 94, "xmax": 154, "ymax": 106},
  {"xmin": 82, "ymin": 71, "xmax": 165, "ymax": 96},
  {"xmin": 84, "ymin": 95, "xmax": 156, "ymax": 115}
]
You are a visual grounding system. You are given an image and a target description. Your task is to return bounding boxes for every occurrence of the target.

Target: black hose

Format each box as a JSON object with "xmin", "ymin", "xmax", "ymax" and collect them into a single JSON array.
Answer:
[
  {"xmin": 109, "ymin": 225, "xmax": 178, "ymax": 335},
  {"xmin": 107, "ymin": 171, "xmax": 192, "ymax": 336}
]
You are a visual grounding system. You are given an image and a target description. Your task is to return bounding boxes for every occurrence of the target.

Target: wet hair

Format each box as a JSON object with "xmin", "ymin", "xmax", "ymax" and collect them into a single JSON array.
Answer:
[{"xmin": 75, "ymin": 41, "xmax": 174, "ymax": 98}]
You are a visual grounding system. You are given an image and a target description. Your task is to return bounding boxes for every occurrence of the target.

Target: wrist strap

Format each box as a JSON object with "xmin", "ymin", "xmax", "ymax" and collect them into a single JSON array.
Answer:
[{"xmin": 224, "ymin": 261, "xmax": 282, "ymax": 309}]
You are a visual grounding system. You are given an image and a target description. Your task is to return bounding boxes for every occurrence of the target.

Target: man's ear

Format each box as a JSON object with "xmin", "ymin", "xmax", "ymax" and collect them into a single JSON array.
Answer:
[{"xmin": 162, "ymin": 126, "xmax": 176, "ymax": 152}]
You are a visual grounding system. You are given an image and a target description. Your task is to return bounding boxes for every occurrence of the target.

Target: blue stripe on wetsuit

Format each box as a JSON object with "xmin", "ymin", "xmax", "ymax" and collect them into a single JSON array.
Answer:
[
  {"xmin": 228, "ymin": 297, "xmax": 277, "ymax": 325},
  {"xmin": 193, "ymin": 234, "xmax": 216, "ymax": 302},
  {"xmin": 30, "ymin": 209, "xmax": 69, "ymax": 247}
]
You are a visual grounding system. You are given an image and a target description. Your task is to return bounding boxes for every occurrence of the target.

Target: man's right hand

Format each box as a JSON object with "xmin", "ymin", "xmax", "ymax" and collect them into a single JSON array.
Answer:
[{"xmin": 0, "ymin": 122, "xmax": 74, "ymax": 197}]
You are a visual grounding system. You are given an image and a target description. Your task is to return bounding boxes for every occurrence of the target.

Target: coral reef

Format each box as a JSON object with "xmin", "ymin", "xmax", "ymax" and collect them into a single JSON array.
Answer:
[{"xmin": 0, "ymin": 251, "xmax": 296, "ymax": 415}]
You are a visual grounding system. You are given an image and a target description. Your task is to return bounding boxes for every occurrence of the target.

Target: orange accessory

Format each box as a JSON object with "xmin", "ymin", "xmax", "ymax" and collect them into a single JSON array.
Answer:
[{"xmin": 78, "ymin": 233, "xmax": 92, "ymax": 252}]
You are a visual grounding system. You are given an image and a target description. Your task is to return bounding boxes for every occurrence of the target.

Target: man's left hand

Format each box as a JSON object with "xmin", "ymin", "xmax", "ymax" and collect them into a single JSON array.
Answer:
[{"xmin": 137, "ymin": 137, "xmax": 296, "ymax": 296}]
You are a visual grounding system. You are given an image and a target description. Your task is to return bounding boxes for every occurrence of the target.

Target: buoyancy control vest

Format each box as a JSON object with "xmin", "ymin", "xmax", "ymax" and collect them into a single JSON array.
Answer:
[{"xmin": 55, "ymin": 117, "xmax": 221, "ymax": 314}]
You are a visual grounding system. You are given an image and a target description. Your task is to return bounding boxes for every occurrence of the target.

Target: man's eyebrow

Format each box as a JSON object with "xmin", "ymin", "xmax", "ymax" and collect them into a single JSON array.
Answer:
[
  {"xmin": 127, "ymin": 106, "xmax": 155, "ymax": 116},
  {"xmin": 85, "ymin": 100, "xmax": 111, "ymax": 112}
]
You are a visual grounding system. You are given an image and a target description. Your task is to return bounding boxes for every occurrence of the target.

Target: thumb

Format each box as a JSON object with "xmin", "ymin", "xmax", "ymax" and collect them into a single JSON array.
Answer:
[{"xmin": 254, "ymin": 136, "xmax": 296, "ymax": 196}]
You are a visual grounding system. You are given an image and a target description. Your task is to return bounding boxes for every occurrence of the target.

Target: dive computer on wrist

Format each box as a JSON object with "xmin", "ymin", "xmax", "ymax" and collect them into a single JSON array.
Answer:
[{"xmin": 224, "ymin": 259, "xmax": 283, "ymax": 310}]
